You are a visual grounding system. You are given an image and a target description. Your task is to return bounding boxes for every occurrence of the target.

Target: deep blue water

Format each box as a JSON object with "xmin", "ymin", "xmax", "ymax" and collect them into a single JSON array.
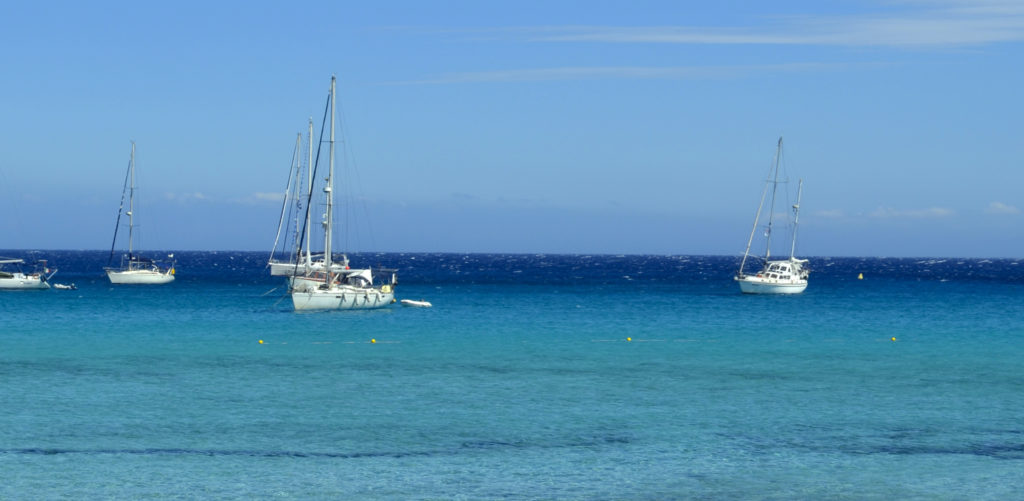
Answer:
[{"xmin": 2, "ymin": 251, "xmax": 1023, "ymax": 499}]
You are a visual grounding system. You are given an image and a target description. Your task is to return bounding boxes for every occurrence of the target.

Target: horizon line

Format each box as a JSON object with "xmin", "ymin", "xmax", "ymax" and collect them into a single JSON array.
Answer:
[{"xmin": 1, "ymin": 248, "xmax": 1020, "ymax": 260}]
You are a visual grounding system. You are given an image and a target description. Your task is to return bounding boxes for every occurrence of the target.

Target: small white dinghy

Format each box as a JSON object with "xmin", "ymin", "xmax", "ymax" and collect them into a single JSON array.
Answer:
[{"xmin": 400, "ymin": 299, "xmax": 432, "ymax": 308}]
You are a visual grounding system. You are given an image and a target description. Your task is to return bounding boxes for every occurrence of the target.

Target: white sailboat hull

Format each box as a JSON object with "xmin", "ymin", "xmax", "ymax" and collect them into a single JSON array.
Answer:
[
  {"xmin": 0, "ymin": 274, "xmax": 50, "ymax": 289},
  {"xmin": 269, "ymin": 260, "xmax": 348, "ymax": 277},
  {"xmin": 736, "ymin": 276, "xmax": 807, "ymax": 294},
  {"xmin": 106, "ymin": 269, "xmax": 175, "ymax": 284},
  {"xmin": 269, "ymin": 261, "xmax": 293, "ymax": 276},
  {"xmin": 291, "ymin": 286, "xmax": 395, "ymax": 311}
]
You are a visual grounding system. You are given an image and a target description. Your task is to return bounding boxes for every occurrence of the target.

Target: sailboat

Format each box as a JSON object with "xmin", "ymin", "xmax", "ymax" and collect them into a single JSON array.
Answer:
[
  {"xmin": 104, "ymin": 142, "xmax": 176, "ymax": 285},
  {"xmin": 268, "ymin": 119, "xmax": 349, "ymax": 281},
  {"xmin": 735, "ymin": 137, "xmax": 809, "ymax": 294},
  {"xmin": 0, "ymin": 257, "xmax": 55, "ymax": 289},
  {"xmin": 289, "ymin": 75, "xmax": 397, "ymax": 311}
]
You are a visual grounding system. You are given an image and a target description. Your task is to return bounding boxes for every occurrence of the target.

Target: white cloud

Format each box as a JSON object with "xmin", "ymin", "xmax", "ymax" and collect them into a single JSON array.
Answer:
[
  {"xmin": 224, "ymin": 192, "xmax": 286, "ymax": 205},
  {"xmin": 985, "ymin": 201, "xmax": 1021, "ymax": 214},
  {"xmin": 164, "ymin": 192, "xmax": 207, "ymax": 201},
  {"xmin": 396, "ymin": 2, "xmax": 1024, "ymax": 85},
  {"xmin": 252, "ymin": 192, "xmax": 285, "ymax": 202},
  {"xmin": 870, "ymin": 206, "xmax": 954, "ymax": 218},
  {"xmin": 502, "ymin": 1, "xmax": 1024, "ymax": 48},
  {"xmin": 399, "ymin": 63, "xmax": 847, "ymax": 85},
  {"xmin": 814, "ymin": 209, "xmax": 846, "ymax": 218}
]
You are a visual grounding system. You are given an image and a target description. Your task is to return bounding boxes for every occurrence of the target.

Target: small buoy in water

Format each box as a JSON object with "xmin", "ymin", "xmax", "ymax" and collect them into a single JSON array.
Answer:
[
  {"xmin": 258, "ymin": 340, "xmax": 263, "ymax": 344},
  {"xmin": 371, "ymin": 339, "xmax": 376, "ymax": 344},
  {"xmin": 858, "ymin": 273, "xmax": 864, "ymax": 280},
  {"xmin": 891, "ymin": 337, "xmax": 896, "ymax": 342},
  {"xmin": 627, "ymin": 337, "xmax": 632, "ymax": 342}
]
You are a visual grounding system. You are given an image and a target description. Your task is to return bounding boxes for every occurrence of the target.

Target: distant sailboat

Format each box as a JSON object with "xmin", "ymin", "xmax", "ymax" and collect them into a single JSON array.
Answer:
[
  {"xmin": 0, "ymin": 257, "xmax": 55, "ymax": 289},
  {"xmin": 289, "ymin": 76, "xmax": 397, "ymax": 311},
  {"xmin": 735, "ymin": 137, "xmax": 809, "ymax": 294},
  {"xmin": 105, "ymin": 142, "xmax": 176, "ymax": 284}
]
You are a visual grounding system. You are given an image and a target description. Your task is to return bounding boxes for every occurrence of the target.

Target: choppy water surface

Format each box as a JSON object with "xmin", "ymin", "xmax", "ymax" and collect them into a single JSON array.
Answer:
[{"xmin": 2, "ymin": 251, "xmax": 1023, "ymax": 499}]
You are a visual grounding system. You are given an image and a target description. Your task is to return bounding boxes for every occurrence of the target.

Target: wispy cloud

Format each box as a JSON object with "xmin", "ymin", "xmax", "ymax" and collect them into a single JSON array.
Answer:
[
  {"xmin": 225, "ymin": 192, "xmax": 286, "ymax": 205},
  {"xmin": 164, "ymin": 192, "xmax": 207, "ymax": 202},
  {"xmin": 392, "ymin": 2, "xmax": 1023, "ymax": 85},
  {"xmin": 870, "ymin": 206, "xmax": 955, "ymax": 218},
  {"xmin": 985, "ymin": 201, "xmax": 1021, "ymax": 214},
  {"xmin": 252, "ymin": 192, "xmax": 285, "ymax": 202},
  {"xmin": 399, "ymin": 63, "xmax": 849, "ymax": 85},
  {"xmin": 458, "ymin": 1, "xmax": 1024, "ymax": 49},
  {"xmin": 814, "ymin": 209, "xmax": 846, "ymax": 218}
]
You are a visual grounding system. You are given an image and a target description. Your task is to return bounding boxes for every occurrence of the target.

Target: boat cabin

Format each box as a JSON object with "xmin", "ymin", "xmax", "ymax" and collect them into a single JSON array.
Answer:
[{"xmin": 761, "ymin": 261, "xmax": 795, "ymax": 281}]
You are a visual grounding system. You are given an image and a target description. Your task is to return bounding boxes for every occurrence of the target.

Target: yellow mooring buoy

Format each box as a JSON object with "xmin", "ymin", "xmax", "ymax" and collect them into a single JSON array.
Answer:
[
  {"xmin": 371, "ymin": 339, "xmax": 377, "ymax": 344},
  {"xmin": 858, "ymin": 273, "xmax": 864, "ymax": 280}
]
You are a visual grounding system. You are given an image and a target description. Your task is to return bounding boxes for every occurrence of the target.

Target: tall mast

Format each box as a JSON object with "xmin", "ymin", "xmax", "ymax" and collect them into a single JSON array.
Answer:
[
  {"xmin": 764, "ymin": 137, "xmax": 783, "ymax": 260},
  {"xmin": 323, "ymin": 76, "xmax": 336, "ymax": 283},
  {"xmin": 291, "ymin": 132, "xmax": 303, "ymax": 260},
  {"xmin": 127, "ymin": 141, "xmax": 136, "ymax": 259},
  {"xmin": 270, "ymin": 137, "xmax": 300, "ymax": 266},
  {"xmin": 739, "ymin": 177, "xmax": 771, "ymax": 277},
  {"xmin": 790, "ymin": 178, "xmax": 803, "ymax": 260},
  {"xmin": 305, "ymin": 117, "xmax": 313, "ymax": 267}
]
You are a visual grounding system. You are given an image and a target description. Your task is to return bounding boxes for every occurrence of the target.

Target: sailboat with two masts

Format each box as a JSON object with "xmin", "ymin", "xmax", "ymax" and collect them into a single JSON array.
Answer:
[
  {"xmin": 268, "ymin": 118, "xmax": 349, "ymax": 281},
  {"xmin": 105, "ymin": 141, "xmax": 176, "ymax": 285},
  {"xmin": 735, "ymin": 137, "xmax": 809, "ymax": 294},
  {"xmin": 289, "ymin": 75, "xmax": 396, "ymax": 311}
]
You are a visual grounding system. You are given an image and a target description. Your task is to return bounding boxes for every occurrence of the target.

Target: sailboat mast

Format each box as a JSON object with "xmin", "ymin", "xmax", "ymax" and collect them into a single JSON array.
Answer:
[
  {"xmin": 291, "ymin": 133, "xmax": 303, "ymax": 260},
  {"xmin": 764, "ymin": 137, "xmax": 783, "ymax": 260},
  {"xmin": 269, "ymin": 138, "xmax": 299, "ymax": 267},
  {"xmin": 127, "ymin": 141, "xmax": 136, "ymax": 259},
  {"xmin": 305, "ymin": 117, "xmax": 313, "ymax": 267},
  {"xmin": 790, "ymin": 178, "xmax": 803, "ymax": 260},
  {"xmin": 323, "ymin": 76, "xmax": 336, "ymax": 282},
  {"xmin": 739, "ymin": 178, "xmax": 771, "ymax": 277}
]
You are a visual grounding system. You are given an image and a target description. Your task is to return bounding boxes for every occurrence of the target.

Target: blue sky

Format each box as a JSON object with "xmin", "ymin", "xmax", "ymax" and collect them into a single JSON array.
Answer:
[{"xmin": 1, "ymin": 0, "xmax": 1021, "ymax": 257}]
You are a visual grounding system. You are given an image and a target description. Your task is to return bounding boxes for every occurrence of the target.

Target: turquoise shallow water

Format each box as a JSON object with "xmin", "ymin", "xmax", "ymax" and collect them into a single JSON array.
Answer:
[{"xmin": 2, "ymin": 252, "xmax": 1023, "ymax": 499}]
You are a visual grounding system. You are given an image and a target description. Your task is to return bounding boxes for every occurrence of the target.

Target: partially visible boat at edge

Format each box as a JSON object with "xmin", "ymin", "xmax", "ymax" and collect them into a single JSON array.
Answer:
[
  {"xmin": 0, "ymin": 257, "xmax": 56, "ymax": 290},
  {"xmin": 104, "ymin": 141, "xmax": 176, "ymax": 285},
  {"xmin": 735, "ymin": 137, "xmax": 809, "ymax": 294},
  {"xmin": 289, "ymin": 75, "xmax": 397, "ymax": 311}
]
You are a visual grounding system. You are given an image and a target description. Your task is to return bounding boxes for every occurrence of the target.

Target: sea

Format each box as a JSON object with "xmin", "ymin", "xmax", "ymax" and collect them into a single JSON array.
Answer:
[{"xmin": 1, "ymin": 250, "xmax": 1022, "ymax": 499}]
